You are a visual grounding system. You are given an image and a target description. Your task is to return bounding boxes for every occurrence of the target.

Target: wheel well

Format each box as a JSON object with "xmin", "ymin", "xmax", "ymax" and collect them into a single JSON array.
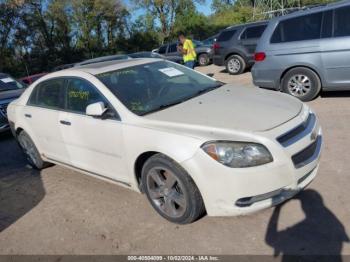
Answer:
[
  {"xmin": 280, "ymin": 66, "xmax": 323, "ymax": 86},
  {"xmin": 15, "ymin": 127, "xmax": 23, "ymax": 136},
  {"xmin": 197, "ymin": 52, "xmax": 208, "ymax": 57},
  {"xmin": 224, "ymin": 53, "xmax": 244, "ymax": 62},
  {"xmin": 134, "ymin": 151, "xmax": 159, "ymax": 192}
]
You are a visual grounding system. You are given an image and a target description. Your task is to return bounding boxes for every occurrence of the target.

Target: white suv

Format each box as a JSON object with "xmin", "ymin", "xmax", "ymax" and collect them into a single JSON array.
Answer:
[{"xmin": 8, "ymin": 58, "xmax": 322, "ymax": 224}]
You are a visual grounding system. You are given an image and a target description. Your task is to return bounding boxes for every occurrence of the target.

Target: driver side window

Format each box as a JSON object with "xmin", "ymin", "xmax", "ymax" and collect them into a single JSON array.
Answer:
[{"xmin": 65, "ymin": 78, "xmax": 108, "ymax": 115}]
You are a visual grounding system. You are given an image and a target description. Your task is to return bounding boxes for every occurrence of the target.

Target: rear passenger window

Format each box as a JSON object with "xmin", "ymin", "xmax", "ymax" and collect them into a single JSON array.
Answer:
[
  {"xmin": 217, "ymin": 30, "xmax": 236, "ymax": 42},
  {"xmin": 158, "ymin": 45, "xmax": 167, "ymax": 54},
  {"xmin": 168, "ymin": 44, "xmax": 177, "ymax": 53},
  {"xmin": 241, "ymin": 25, "xmax": 267, "ymax": 39},
  {"xmin": 66, "ymin": 78, "xmax": 107, "ymax": 114},
  {"xmin": 321, "ymin": 10, "xmax": 333, "ymax": 38},
  {"xmin": 271, "ymin": 12, "xmax": 323, "ymax": 43},
  {"xmin": 334, "ymin": 6, "xmax": 350, "ymax": 37},
  {"xmin": 28, "ymin": 79, "xmax": 64, "ymax": 110}
]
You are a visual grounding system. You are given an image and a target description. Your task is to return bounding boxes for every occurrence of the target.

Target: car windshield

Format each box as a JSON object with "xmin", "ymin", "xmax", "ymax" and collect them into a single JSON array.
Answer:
[
  {"xmin": 96, "ymin": 61, "xmax": 222, "ymax": 116},
  {"xmin": 0, "ymin": 75, "xmax": 25, "ymax": 91}
]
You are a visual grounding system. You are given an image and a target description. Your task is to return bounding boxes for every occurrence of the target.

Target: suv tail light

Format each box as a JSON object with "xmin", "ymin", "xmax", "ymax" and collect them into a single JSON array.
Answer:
[
  {"xmin": 254, "ymin": 52, "xmax": 266, "ymax": 62},
  {"xmin": 213, "ymin": 42, "xmax": 220, "ymax": 50}
]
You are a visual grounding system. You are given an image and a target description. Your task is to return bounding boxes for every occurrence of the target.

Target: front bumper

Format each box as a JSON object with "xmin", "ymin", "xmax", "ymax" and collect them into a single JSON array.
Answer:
[{"xmin": 181, "ymin": 112, "xmax": 322, "ymax": 216}]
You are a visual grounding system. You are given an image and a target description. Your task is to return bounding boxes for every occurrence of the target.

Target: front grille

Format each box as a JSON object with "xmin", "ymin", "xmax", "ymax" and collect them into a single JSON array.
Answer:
[
  {"xmin": 0, "ymin": 104, "xmax": 8, "ymax": 119},
  {"xmin": 292, "ymin": 136, "xmax": 322, "ymax": 169},
  {"xmin": 277, "ymin": 113, "xmax": 316, "ymax": 147}
]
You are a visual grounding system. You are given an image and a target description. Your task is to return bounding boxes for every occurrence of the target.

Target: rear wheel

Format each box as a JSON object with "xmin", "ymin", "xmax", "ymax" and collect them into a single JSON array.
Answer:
[
  {"xmin": 198, "ymin": 53, "xmax": 210, "ymax": 66},
  {"xmin": 225, "ymin": 55, "xmax": 246, "ymax": 75},
  {"xmin": 281, "ymin": 67, "xmax": 321, "ymax": 101},
  {"xmin": 17, "ymin": 131, "xmax": 52, "ymax": 170},
  {"xmin": 142, "ymin": 154, "xmax": 205, "ymax": 224}
]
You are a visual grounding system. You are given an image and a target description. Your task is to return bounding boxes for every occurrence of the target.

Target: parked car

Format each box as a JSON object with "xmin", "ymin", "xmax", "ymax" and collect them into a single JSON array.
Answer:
[
  {"xmin": 0, "ymin": 73, "xmax": 26, "ymax": 133},
  {"xmin": 155, "ymin": 41, "xmax": 213, "ymax": 66},
  {"xmin": 213, "ymin": 21, "xmax": 268, "ymax": 75},
  {"xmin": 252, "ymin": 1, "xmax": 350, "ymax": 101},
  {"xmin": 8, "ymin": 58, "xmax": 322, "ymax": 224},
  {"xmin": 74, "ymin": 54, "xmax": 131, "ymax": 67},
  {"xmin": 20, "ymin": 73, "xmax": 47, "ymax": 85},
  {"xmin": 129, "ymin": 51, "xmax": 183, "ymax": 64}
]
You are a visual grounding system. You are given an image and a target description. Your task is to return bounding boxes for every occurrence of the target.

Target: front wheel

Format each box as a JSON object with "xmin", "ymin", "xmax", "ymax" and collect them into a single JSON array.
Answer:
[
  {"xmin": 281, "ymin": 67, "xmax": 321, "ymax": 101},
  {"xmin": 225, "ymin": 55, "xmax": 246, "ymax": 75},
  {"xmin": 198, "ymin": 53, "xmax": 210, "ymax": 66},
  {"xmin": 142, "ymin": 154, "xmax": 205, "ymax": 224}
]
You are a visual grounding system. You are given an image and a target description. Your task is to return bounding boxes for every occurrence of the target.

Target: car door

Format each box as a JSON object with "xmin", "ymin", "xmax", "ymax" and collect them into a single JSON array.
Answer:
[
  {"xmin": 24, "ymin": 78, "xmax": 70, "ymax": 163},
  {"xmin": 59, "ymin": 77, "xmax": 129, "ymax": 183},
  {"xmin": 239, "ymin": 24, "xmax": 267, "ymax": 62},
  {"xmin": 320, "ymin": 6, "xmax": 350, "ymax": 88}
]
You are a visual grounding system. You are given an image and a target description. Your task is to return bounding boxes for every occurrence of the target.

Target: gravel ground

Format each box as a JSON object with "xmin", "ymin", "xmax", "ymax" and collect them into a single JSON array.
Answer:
[{"xmin": 0, "ymin": 64, "xmax": 349, "ymax": 256}]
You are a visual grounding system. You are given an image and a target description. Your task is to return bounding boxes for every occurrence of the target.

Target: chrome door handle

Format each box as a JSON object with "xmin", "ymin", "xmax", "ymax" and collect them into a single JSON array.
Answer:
[{"xmin": 60, "ymin": 120, "xmax": 71, "ymax": 126}]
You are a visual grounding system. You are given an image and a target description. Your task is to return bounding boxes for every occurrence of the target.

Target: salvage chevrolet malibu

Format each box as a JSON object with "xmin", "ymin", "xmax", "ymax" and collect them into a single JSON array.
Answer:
[{"xmin": 7, "ymin": 59, "xmax": 322, "ymax": 224}]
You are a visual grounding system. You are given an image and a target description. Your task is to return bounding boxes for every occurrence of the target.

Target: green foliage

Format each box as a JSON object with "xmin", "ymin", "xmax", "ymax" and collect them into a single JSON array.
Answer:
[{"xmin": 0, "ymin": 0, "xmax": 342, "ymax": 77}]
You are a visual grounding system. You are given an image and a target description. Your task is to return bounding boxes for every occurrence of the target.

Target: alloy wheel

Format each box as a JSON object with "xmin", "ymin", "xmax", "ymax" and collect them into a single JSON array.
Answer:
[
  {"xmin": 146, "ymin": 167, "xmax": 187, "ymax": 218},
  {"xmin": 287, "ymin": 74, "xmax": 312, "ymax": 97},
  {"xmin": 228, "ymin": 58, "xmax": 241, "ymax": 73}
]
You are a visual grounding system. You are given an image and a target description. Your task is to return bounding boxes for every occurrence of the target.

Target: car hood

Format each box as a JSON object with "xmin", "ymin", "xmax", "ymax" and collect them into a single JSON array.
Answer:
[
  {"xmin": 144, "ymin": 85, "xmax": 302, "ymax": 132},
  {"xmin": 0, "ymin": 89, "xmax": 25, "ymax": 102}
]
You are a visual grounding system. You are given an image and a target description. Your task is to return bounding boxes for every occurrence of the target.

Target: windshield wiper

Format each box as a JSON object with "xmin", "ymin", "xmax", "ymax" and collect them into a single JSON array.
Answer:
[
  {"xmin": 140, "ymin": 83, "xmax": 223, "ymax": 116},
  {"xmin": 139, "ymin": 100, "xmax": 185, "ymax": 116}
]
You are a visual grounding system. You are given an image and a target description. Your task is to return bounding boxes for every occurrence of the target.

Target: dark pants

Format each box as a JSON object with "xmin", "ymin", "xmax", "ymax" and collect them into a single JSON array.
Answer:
[{"xmin": 184, "ymin": 60, "xmax": 195, "ymax": 69}]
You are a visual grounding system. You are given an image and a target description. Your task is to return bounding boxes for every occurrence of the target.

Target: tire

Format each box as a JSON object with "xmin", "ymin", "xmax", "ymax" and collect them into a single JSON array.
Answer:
[
  {"xmin": 198, "ymin": 53, "xmax": 210, "ymax": 66},
  {"xmin": 141, "ymin": 154, "xmax": 205, "ymax": 224},
  {"xmin": 281, "ymin": 67, "xmax": 321, "ymax": 102},
  {"xmin": 17, "ymin": 131, "xmax": 52, "ymax": 170},
  {"xmin": 225, "ymin": 55, "xmax": 246, "ymax": 75}
]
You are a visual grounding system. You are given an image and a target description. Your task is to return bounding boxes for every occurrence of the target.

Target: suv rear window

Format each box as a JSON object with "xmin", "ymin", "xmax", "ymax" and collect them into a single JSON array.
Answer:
[
  {"xmin": 271, "ymin": 12, "xmax": 323, "ymax": 43},
  {"xmin": 241, "ymin": 25, "xmax": 267, "ymax": 39},
  {"xmin": 217, "ymin": 30, "xmax": 236, "ymax": 42}
]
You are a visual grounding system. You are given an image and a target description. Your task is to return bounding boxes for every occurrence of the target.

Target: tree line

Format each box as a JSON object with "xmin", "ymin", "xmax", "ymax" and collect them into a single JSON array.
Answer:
[{"xmin": 0, "ymin": 0, "xmax": 334, "ymax": 77}]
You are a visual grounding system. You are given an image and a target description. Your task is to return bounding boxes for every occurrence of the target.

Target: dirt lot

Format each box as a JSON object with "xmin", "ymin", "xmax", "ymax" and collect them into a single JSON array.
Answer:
[{"xmin": 1, "ymin": 64, "xmax": 350, "ymax": 256}]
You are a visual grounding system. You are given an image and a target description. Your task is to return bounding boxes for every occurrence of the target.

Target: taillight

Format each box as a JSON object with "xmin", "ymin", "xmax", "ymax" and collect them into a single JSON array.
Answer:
[
  {"xmin": 254, "ymin": 52, "xmax": 266, "ymax": 62},
  {"xmin": 213, "ymin": 42, "xmax": 220, "ymax": 50}
]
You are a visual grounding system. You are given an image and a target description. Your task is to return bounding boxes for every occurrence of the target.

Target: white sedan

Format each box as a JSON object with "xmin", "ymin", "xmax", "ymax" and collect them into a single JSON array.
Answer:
[{"xmin": 7, "ymin": 59, "xmax": 322, "ymax": 224}]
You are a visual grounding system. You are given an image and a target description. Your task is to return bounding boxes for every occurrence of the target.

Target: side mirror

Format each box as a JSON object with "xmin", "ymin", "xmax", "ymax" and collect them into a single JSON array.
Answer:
[{"xmin": 86, "ymin": 102, "xmax": 107, "ymax": 117}]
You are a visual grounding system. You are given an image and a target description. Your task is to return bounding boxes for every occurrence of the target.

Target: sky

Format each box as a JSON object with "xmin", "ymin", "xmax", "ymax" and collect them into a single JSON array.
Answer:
[{"xmin": 123, "ymin": 0, "xmax": 214, "ymax": 21}]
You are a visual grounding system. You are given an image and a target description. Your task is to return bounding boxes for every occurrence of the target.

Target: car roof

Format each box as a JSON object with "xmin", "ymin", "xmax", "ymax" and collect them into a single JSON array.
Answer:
[
  {"xmin": 75, "ymin": 54, "xmax": 130, "ymax": 67},
  {"xmin": 225, "ymin": 20, "xmax": 268, "ymax": 31},
  {"xmin": 0, "ymin": 73, "xmax": 9, "ymax": 78},
  {"xmin": 271, "ymin": 0, "xmax": 349, "ymax": 22},
  {"xmin": 61, "ymin": 58, "xmax": 163, "ymax": 75}
]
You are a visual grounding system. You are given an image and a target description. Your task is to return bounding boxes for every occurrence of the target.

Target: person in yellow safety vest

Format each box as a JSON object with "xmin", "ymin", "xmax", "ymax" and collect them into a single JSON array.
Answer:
[{"xmin": 177, "ymin": 33, "xmax": 197, "ymax": 69}]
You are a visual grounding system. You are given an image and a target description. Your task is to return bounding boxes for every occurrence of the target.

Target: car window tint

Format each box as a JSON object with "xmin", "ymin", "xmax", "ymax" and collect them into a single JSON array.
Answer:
[
  {"xmin": 271, "ymin": 12, "xmax": 322, "ymax": 43},
  {"xmin": 321, "ymin": 10, "xmax": 333, "ymax": 38},
  {"xmin": 66, "ymin": 78, "xmax": 106, "ymax": 114},
  {"xmin": 334, "ymin": 6, "xmax": 350, "ymax": 37},
  {"xmin": 158, "ymin": 45, "xmax": 167, "ymax": 54},
  {"xmin": 168, "ymin": 44, "xmax": 177, "ymax": 53},
  {"xmin": 241, "ymin": 25, "xmax": 267, "ymax": 39},
  {"xmin": 31, "ymin": 79, "xmax": 64, "ymax": 109},
  {"xmin": 217, "ymin": 30, "xmax": 236, "ymax": 42}
]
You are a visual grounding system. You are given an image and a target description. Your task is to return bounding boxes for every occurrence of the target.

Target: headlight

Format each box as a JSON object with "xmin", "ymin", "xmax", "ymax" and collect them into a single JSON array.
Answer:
[{"xmin": 201, "ymin": 141, "xmax": 273, "ymax": 168}]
